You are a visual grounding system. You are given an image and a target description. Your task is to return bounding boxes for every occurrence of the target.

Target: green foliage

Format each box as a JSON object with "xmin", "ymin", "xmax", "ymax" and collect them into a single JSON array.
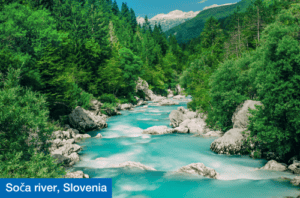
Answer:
[
  {"xmin": 0, "ymin": 67, "xmax": 65, "ymax": 178},
  {"xmin": 248, "ymin": 4, "xmax": 300, "ymax": 159},
  {"xmin": 205, "ymin": 53, "xmax": 255, "ymax": 131},
  {"xmin": 118, "ymin": 47, "xmax": 143, "ymax": 98},
  {"xmin": 99, "ymin": 93, "xmax": 118, "ymax": 104},
  {"xmin": 0, "ymin": 3, "xmax": 66, "ymax": 58},
  {"xmin": 165, "ymin": 0, "xmax": 252, "ymax": 44}
]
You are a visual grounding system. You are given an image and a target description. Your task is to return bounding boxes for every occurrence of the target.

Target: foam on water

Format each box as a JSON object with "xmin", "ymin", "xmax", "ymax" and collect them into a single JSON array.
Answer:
[{"xmin": 73, "ymin": 99, "xmax": 300, "ymax": 197}]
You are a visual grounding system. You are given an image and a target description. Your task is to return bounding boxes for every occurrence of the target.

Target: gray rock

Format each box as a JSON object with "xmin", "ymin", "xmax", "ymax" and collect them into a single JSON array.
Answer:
[
  {"xmin": 177, "ymin": 163, "xmax": 220, "ymax": 179},
  {"xmin": 111, "ymin": 161, "xmax": 156, "ymax": 171},
  {"xmin": 288, "ymin": 163, "xmax": 300, "ymax": 174},
  {"xmin": 291, "ymin": 176, "xmax": 300, "ymax": 186},
  {"xmin": 169, "ymin": 110, "xmax": 186, "ymax": 128},
  {"xmin": 52, "ymin": 130, "xmax": 64, "ymax": 139},
  {"xmin": 69, "ymin": 106, "xmax": 107, "ymax": 133},
  {"xmin": 95, "ymin": 133, "xmax": 103, "ymax": 138},
  {"xmin": 62, "ymin": 130, "xmax": 71, "ymax": 139},
  {"xmin": 51, "ymin": 154, "xmax": 71, "ymax": 166},
  {"xmin": 88, "ymin": 99, "xmax": 103, "ymax": 116},
  {"xmin": 136, "ymin": 77, "xmax": 156, "ymax": 101},
  {"xmin": 232, "ymin": 100, "xmax": 262, "ymax": 129},
  {"xmin": 65, "ymin": 171, "xmax": 89, "ymax": 178},
  {"xmin": 82, "ymin": 134, "xmax": 91, "ymax": 138},
  {"xmin": 173, "ymin": 95, "xmax": 185, "ymax": 100},
  {"xmin": 120, "ymin": 103, "xmax": 133, "ymax": 110},
  {"xmin": 210, "ymin": 128, "xmax": 248, "ymax": 155},
  {"xmin": 142, "ymin": 126, "xmax": 174, "ymax": 135},
  {"xmin": 52, "ymin": 139, "xmax": 64, "ymax": 148},
  {"xmin": 258, "ymin": 160, "xmax": 287, "ymax": 171},
  {"xmin": 65, "ymin": 139, "xmax": 75, "ymax": 144},
  {"xmin": 167, "ymin": 89, "xmax": 174, "ymax": 98},
  {"xmin": 152, "ymin": 96, "xmax": 166, "ymax": 103},
  {"xmin": 50, "ymin": 143, "xmax": 81, "ymax": 156},
  {"xmin": 202, "ymin": 131, "xmax": 223, "ymax": 137},
  {"xmin": 157, "ymin": 99, "xmax": 179, "ymax": 106},
  {"xmin": 174, "ymin": 126, "xmax": 189, "ymax": 133},
  {"xmin": 186, "ymin": 112, "xmax": 197, "ymax": 119},
  {"xmin": 175, "ymin": 84, "xmax": 184, "ymax": 95},
  {"xmin": 68, "ymin": 152, "xmax": 80, "ymax": 163},
  {"xmin": 67, "ymin": 128, "xmax": 79, "ymax": 138},
  {"xmin": 187, "ymin": 119, "xmax": 206, "ymax": 134}
]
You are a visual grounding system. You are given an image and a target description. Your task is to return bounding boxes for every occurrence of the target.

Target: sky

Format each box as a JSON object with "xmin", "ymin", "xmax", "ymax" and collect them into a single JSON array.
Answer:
[{"xmin": 115, "ymin": 0, "xmax": 241, "ymax": 19}]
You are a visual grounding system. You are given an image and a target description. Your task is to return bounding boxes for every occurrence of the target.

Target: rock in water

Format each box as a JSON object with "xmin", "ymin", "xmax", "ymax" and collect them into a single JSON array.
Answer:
[
  {"xmin": 143, "ymin": 126, "xmax": 174, "ymax": 135},
  {"xmin": 174, "ymin": 126, "xmax": 189, "ymax": 133},
  {"xmin": 288, "ymin": 163, "xmax": 300, "ymax": 174},
  {"xmin": 69, "ymin": 106, "xmax": 107, "ymax": 133},
  {"xmin": 258, "ymin": 160, "xmax": 287, "ymax": 171},
  {"xmin": 291, "ymin": 176, "xmax": 300, "ymax": 186},
  {"xmin": 202, "ymin": 131, "xmax": 223, "ymax": 137},
  {"xmin": 65, "ymin": 171, "xmax": 89, "ymax": 178},
  {"xmin": 95, "ymin": 133, "xmax": 103, "ymax": 138},
  {"xmin": 177, "ymin": 163, "xmax": 220, "ymax": 179},
  {"xmin": 157, "ymin": 99, "xmax": 179, "ymax": 106},
  {"xmin": 169, "ymin": 110, "xmax": 186, "ymax": 128},
  {"xmin": 210, "ymin": 128, "xmax": 248, "ymax": 155},
  {"xmin": 173, "ymin": 95, "xmax": 185, "ymax": 100},
  {"xmin": 232, "ymin": 100, "xmax": 262, "ymax": 129},
  {"xmin": 111, "ymin": 161, "xmax": 156, "ymax": 171}
]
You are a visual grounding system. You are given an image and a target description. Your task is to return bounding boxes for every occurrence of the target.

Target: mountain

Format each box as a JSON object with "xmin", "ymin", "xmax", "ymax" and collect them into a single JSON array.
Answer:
[
  {"xmin": 137, "ymin": 10, "xmax": 200, "ymax": 32},
  {"xmin": 165, "ymin": 0, "xmax": 254, "ymax": 44}
]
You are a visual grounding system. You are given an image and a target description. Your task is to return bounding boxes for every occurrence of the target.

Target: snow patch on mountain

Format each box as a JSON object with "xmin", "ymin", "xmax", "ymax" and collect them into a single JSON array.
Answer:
[
  {"xmin": 203, "ymin": 3, "xmax": 237, "ymax": 11},
  {"xmin": 137, "ymin": 10, "xmax": 200, "ymax": 32}
]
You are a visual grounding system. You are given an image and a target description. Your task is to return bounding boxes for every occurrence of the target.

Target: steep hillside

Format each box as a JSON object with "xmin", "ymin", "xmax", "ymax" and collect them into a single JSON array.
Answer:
[{"xmin": 165, "ymin": 0, "xmax": 253, "ymax": 44}]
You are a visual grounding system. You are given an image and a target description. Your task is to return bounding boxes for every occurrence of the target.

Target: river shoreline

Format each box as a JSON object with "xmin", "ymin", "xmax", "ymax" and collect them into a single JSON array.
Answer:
[{"xmin": 63, "ymin": 96, "xmax": 300, "ymax": 198}]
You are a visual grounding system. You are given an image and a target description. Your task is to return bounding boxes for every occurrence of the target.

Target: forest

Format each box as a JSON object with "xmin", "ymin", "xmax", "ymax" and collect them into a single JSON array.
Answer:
[{"xmin": 0, "ymin": 0, "xmax": 299, "ymax": 178}]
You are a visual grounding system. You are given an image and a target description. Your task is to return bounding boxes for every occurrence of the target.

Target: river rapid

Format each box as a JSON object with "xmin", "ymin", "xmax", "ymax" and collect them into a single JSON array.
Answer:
[{"xmin": 70, "ymin": 99, "xmax": 299, "ymax": 198}]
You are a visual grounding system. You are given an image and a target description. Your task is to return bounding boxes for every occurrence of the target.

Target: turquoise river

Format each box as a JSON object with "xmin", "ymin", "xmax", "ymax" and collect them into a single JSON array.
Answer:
[{"xmin": 70, "ymin": 98, "xmax": 300, "ymax": 198}]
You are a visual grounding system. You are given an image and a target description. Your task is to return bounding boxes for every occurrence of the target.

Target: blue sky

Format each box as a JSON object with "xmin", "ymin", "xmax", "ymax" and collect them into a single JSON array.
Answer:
[{"xmin": 115, "ymin": 0, "xmax": 241, "ymax": 18}]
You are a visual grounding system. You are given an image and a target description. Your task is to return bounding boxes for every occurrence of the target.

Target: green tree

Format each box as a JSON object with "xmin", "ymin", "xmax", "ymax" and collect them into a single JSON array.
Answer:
[
  {"xmin": 0, "ymin": 67, "xmax": 65, "ymax": 178},
  {"xmin": 248, "ymin": 4, "xmax": 300, "ymax": 159}
]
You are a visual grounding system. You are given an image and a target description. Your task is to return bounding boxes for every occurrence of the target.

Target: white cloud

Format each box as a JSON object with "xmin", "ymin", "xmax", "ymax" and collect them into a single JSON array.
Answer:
[{"xmin": 198, "ymin": 0, "xmax": 208, "ymax": 3}]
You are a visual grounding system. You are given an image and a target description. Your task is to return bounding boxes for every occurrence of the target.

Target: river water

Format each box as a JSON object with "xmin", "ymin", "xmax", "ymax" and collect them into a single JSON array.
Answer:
[{"xmin": 71, "ymin": 99, "xmax": 300, "ymax": 198}]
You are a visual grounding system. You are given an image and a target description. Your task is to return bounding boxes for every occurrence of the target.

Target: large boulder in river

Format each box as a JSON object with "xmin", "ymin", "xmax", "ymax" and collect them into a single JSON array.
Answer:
[
  {"xmin": 258, "ymin": 160, "xmax": 287, "ymax": 171},
  {"xmin": 291, "ymin": 176, "xmax": 300, "ymax": 186},
  {"xmin": 111, "ymin": 161, "xmax": 156, "ymax": 171},
  {"xmin": 288, "ymin": 163, "xmax": 300, "ymax": 174},
  {"xmin": 143, "ymin": 126, "xmax": 174, "ymax": 135},
  {"xmin": 177, "ymin": 163, "xmax": 220, "ymax": 179},
  {"xmin": 169, "ymin": 110, "xmax": 187, "ymax": 128},
  {"xmin": 232, "ymin": 100, "xmax": 262, "ymax": 129},
  {"xmin": 210, "ymin": 128, "xmax": 248, "ymax": 155},
  {"xmin": 173, "ymin": 95, "xmax": 185, "ymax": 100},
  {"xmin": 157, "ymin": 99, "xmax": 179, "ymax": 106},
  {"xmin": 69, "ymin": 106, "xmax": 107, "ymax": 133}
]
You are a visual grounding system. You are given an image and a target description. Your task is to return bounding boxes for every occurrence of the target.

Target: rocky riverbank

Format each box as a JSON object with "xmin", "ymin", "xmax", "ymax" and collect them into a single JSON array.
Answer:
[{"xmin": 50, "ymin": 77, "xmax": 184, "ymax": 177}]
